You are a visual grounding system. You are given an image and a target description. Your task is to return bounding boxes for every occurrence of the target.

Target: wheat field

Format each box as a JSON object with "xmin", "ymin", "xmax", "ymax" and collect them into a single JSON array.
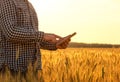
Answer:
[{"xmin": 0, "ymin": 48, "xmax": 120, "ymax": 82}]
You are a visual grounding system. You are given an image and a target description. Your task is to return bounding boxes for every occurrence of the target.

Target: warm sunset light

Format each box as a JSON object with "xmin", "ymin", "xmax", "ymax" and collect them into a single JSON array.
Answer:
[{"xmin": 29, "ymin": 0, "xmax": 120, "ymax": 44}]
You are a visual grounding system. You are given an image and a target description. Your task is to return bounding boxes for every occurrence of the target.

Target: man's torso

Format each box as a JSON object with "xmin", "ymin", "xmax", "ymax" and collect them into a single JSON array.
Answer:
[{"xmin": 0, "ymin": 0, "xmax": 40, "ymax": 71}]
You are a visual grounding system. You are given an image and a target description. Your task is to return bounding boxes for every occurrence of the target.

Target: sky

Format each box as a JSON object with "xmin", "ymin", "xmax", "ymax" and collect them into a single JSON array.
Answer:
[{"xmin": 29, "ymin": 0, "xmax": 120, "ymax": 44}]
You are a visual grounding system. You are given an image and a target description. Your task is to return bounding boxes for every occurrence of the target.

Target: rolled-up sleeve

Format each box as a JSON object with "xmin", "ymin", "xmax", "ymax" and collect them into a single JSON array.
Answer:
[{"xmin": 0, "ymin": 0, "xmax": 44, "ymax": 43}]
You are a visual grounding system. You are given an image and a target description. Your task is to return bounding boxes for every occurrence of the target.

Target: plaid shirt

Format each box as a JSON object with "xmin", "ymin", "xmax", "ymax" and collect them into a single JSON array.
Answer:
[{"xmin": 0, "ymin": 0, "xmax": 57, "ymax": 72}]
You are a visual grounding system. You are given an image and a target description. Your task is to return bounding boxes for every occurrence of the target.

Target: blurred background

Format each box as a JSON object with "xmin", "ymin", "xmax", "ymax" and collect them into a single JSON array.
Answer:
[{"xmin": 29, "ymin": 0, "xmax": 120, "ymax": 44}]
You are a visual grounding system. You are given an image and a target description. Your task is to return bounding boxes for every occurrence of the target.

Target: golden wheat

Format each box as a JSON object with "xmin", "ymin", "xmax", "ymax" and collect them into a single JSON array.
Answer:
[{"xmin": 0, "ymin": 48, "xmax": 120, "ymax": 82}]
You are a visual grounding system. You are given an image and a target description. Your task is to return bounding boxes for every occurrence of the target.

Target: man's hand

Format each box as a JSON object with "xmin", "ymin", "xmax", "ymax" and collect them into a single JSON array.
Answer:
[
  {"xmin": 56, "ymin": 32, "xmax": 76, "ymax": 49},
  {"xmin": 43, "ymin": 32, "xmax": 76, "ymax": 49},
  {"xmin": 43, "ymin": 33, "xmax": 62, "ymax": 43},
  {"xmin": 56, "ymin": 36, "xmax": 71, "ymax": 49}
]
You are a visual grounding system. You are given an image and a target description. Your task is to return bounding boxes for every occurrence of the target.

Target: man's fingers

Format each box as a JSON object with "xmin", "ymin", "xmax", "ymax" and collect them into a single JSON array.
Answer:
[
  {"xmin": 56, "ymin": 40, "xmax": 70, "ymax": 49},
  {"xmin": 44, "ymin": 33, "xmax": 63, "ymax": 43},
  {"xmin": 54, "ymin": 34, "xmax": 62, "ymax": 39}
]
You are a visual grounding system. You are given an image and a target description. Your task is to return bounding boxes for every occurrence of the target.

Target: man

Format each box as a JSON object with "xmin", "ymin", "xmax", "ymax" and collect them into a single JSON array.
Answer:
[{"xmin": 0, "ymin": 0, "xmax": 70, "ymax": 77}]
